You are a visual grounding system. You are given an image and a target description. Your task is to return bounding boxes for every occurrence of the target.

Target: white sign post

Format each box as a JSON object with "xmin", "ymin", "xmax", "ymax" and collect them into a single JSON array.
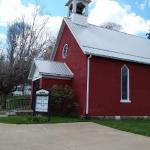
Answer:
[
  {"xmin": 34, "ymin": 89, "xmax": 50, "ymax": 117},
  {"xmin": 35, "ymin": 96, "xmax": 49, "ymax": 112}
]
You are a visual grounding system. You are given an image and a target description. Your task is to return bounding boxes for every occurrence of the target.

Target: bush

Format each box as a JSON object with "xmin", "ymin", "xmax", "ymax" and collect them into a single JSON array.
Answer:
[{"xmin": 51, "ymin": 85, "xmax": 79, "ymax": 116}]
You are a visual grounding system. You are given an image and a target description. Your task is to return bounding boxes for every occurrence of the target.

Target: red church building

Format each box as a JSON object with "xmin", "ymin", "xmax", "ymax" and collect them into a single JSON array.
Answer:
[{"xmin": 28, "ymin": 0, "xmax": 150, "ymax": 118}]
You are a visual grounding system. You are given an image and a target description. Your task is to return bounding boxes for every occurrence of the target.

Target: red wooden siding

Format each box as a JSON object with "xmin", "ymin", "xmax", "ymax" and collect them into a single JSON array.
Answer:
[
  {"xmin": 54, "ymin": 24, "xmax": 87, "ymax": 115},
  {"xmin": 40, "ymin": 77, "xmax": 72, "ymax": 90},
  {"xmin": 35, "ymin": 21, "xmax": 150, "ymax": 117},
  {"xmin": 89, "ymin": 56, "xmax": 150, "ymax": 116}
]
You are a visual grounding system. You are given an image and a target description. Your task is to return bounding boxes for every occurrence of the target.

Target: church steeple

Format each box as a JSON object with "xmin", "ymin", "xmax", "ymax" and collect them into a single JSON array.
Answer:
[{"xmin": 65, "ymin": 0, "xmax": 91, "ymax": 26}]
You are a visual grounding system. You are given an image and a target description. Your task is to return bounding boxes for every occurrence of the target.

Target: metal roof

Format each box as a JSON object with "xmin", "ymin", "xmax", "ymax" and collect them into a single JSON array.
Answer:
[
  {"xmin": 28, "ymin": 59, "xmax": 74, "ymax": 80},
  {"xmin": 64, "ymin": 17, "xmax": 150, "ymax": 65}
]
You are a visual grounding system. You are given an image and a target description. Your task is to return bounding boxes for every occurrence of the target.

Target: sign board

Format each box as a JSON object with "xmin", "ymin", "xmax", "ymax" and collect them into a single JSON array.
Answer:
[
  {"xmin": 35, "ymin": 89, "xmax": 49, "ymax": 113},
  {"xmin": 35, "ymin": 96, "xmax": 49, "ymax": 112}
]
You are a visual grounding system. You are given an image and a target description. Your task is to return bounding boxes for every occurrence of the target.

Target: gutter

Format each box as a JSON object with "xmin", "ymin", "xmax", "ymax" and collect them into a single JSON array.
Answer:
[{"xmin": 86, "ymin": 54, "xmax": 92, "ymax": 117}]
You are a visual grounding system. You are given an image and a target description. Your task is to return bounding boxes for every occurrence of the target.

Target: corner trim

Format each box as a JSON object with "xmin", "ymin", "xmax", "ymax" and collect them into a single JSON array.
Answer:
[{"xmin": 86, "ymin": 55, "xmax": 92, "ymax": 115}]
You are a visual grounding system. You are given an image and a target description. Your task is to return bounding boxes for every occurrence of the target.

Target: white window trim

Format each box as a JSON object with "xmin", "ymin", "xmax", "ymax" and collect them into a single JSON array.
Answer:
[
  {"xmin": 120, "ymin": 99, "xmax": 131, "ymax": 103},
  {"xmin": 120, "ymin": 65, "xmax": 131, "ymax": 103},
  {"xmin": 62, "ymin": 43, "xmax": 68, "ymax": 59}
]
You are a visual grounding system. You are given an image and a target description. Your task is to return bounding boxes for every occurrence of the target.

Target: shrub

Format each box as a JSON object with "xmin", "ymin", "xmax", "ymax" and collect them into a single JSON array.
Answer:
[{"xmin": 51, "ymin": 85, "xmax": 79, "ymax": 116}]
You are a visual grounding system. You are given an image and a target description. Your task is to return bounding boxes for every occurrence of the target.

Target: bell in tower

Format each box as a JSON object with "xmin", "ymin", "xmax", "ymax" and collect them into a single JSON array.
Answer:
[
  {"xmin": 76, "ymin": 2, "xmax": 86, "ymax": 15},
  {"xmin": 65, "ymin": 0, "xmax": 91, "ymax": 26},
  {"xmin": 66, "ymin": 0, "xmax": 91, "ymax": 17}
]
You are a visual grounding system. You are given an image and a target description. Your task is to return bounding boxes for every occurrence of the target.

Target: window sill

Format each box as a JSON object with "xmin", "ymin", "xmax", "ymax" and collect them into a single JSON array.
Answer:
[{"xmin": 120, "ymin": 100, "xmax": 131, "ymax": 103}]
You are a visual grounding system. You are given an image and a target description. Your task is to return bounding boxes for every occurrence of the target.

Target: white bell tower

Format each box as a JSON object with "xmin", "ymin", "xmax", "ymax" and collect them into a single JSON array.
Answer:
[{"xmin": 65, "ymin": 0, "xmax": 91, "ymax": 26}]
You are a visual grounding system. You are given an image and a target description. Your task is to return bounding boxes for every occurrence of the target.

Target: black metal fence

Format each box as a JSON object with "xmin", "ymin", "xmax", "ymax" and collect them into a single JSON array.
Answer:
[{"xmin": 6, "ymin": 96, "xmax": 30, "ymax": 111}]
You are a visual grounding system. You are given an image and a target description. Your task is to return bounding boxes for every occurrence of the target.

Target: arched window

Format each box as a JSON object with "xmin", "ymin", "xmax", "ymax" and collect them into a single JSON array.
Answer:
[
  {"xmin": 121, "ymin": 65, "xmax": 130, "ymax": 101},
  {"xmin": 62, "ymin": 44, "xmax": 69, "ymax": 59}
]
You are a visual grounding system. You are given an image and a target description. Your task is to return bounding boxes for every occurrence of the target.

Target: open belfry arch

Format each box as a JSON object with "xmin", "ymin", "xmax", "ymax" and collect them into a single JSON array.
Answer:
[{"xmin": 66, "ymin": 0, "xmax": 91, "ymax": 16}]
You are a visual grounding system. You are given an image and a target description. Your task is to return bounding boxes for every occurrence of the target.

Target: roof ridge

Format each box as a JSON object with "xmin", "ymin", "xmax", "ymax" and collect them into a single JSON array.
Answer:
[
  {"xmin": 35, "ymin": 59, "xmax": 65, "ymax": 64},
  {"xmin": 88, "ymin": 23, "xmax": 150, "ymax": 41},
  {"xmin": 64, "ymin": 17, "xmax": 150, "ymax": 41}
]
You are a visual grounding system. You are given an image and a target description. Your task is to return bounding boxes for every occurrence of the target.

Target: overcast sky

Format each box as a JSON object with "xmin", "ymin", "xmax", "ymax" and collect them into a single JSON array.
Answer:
[{"xmin": 0, "ymin": 0, "xmax": 150, "ymax": 41}]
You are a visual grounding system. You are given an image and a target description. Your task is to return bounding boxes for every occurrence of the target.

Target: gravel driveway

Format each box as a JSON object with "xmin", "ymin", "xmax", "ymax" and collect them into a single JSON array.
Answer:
[{"xmin": 0, "ymin": 122, "xmax": 150, "ymax": 150}]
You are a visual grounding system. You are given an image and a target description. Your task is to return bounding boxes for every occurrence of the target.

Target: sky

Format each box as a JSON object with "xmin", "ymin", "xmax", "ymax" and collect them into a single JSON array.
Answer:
[{"xmin": 0, "ymin": 0, "xmax": 150, "ymax": 43}]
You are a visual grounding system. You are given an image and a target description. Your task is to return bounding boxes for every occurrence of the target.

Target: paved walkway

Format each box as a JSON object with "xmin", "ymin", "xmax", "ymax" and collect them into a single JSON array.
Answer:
[{"xmin": 0, "ymin": 122, "xmax": 150, "ymax": 150}]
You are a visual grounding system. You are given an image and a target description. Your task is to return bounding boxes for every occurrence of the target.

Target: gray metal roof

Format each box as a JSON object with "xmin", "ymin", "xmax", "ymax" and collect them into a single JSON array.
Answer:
[
  {"xmin": 28, "ymin": 59, "xmax": 74, "ymax": 80},
  {"xmin": 64, "ymin": 17, "xmax": 150, "ymax": 65}
]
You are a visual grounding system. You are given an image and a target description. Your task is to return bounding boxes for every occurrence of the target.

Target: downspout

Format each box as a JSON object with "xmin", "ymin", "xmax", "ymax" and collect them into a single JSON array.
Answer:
[{"xmin": 86, "ymin": 54, "xmax": 92, "ymax": 117}]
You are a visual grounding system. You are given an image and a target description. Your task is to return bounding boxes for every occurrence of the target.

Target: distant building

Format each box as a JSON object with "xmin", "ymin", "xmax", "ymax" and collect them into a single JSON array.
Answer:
[
  {"xmin": 12, "ymin": 85, "xmax": 31, "ymax": 96},
  {"xmin": 29, "ymin": 0, "xmax": 150, "ymax": 118}
]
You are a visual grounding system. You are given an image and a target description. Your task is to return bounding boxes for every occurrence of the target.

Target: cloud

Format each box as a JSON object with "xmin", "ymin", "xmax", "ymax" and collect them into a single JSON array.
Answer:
[
  {"xmin": 46, "ymin": 17, "xmax": 63, "ymax": 37},
  {"xmin": 0, "ymin": 33, "xmax": 6, "ymax": 40},
  {"xmin": 88, "ymin": 0, "xmax": 150, "ymax": 35},
  {"xmin": 0, "ymin": 0, "xmax": 36, "ymax": 26},
  {"xmin": 0, "ymin": 0, "xmax": 150, "ymax": 37},
  {"xmin": 0, "ymin": 0, "xmax": 62, "ymax": 37}
]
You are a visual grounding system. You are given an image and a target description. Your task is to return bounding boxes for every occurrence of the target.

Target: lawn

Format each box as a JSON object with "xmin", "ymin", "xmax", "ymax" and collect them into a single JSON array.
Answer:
[
  {"xmin": 0, "ymin": 116, "xmax": 86, "ymax": 124},
  {"xmin": 0, "ymin": 116, "xmax": 150, "ymax": 137},
  {"xmin": 94, "ymin": 119, "xmax": 150, "ymax": 137}
]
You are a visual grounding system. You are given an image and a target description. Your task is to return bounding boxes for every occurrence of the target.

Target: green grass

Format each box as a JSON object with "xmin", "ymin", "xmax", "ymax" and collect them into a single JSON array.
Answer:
[
  {"xmin": 0, "ymin": 116, "xmax": 86, "ymax": 124},
  {"xmin": 0, "ymin": 116, "xmax": 29, "ymax": 124},
  {"xmin": 93, "ymin": 119, "xmax": 150, "ymax": 137},
  {"xmin": 0, "ymin": 116, "xmax": 150, "ymax": 137}
]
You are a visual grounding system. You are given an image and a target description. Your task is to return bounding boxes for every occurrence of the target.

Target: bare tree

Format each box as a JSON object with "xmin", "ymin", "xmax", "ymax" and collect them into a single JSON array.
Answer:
[
  {"xmin": 100, "ymin": 22, "xmax": 122, "ymax": 31},
  {"xmin": 0, "ymin": 7, "xmax": 55, "ymax": 108}
]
